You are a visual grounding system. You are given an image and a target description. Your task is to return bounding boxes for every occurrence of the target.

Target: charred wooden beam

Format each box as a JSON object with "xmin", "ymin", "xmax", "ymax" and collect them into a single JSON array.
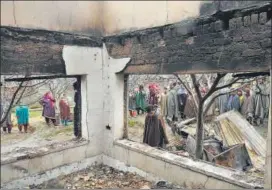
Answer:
[
  {"xmin": 0, "ymin": 26, "xmax": 103, "ymax": 75},
  {"xmin": 1, "ymin": 36, "xmax": 66, "ymax": 75},
  {"xmin": 0, "ymin": 26, "xmax": 102, "ymax": 47},
  {"xmin": 4, "ymin": 75, "xmax": 79, "ymax": 82},
  {"xmin": 232, "ymin": 72, "xmax": 270, "ymax": 78}
]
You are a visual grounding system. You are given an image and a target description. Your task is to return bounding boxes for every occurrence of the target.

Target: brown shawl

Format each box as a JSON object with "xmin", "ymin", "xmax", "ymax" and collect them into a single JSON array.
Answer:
[{"xmin": 143, "ymin": 114, "xmax": 168, "ymax": 147}]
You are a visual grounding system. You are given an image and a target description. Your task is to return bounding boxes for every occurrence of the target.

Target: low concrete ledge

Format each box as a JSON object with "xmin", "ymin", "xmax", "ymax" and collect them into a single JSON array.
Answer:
[
  {"xmin": 113, "ymin": 139, "xmax": 263, "ymax": 189},
  {"xmin": 0, "ymin": 139, "xmax": 103, "ymax": 184},
  {"xmin": 1, "ymin": 139, "xmax": 89, "ymax": 165},
  {"xmin": 1, "ymin": 155, "xmax": 103, "ymax": 189}
]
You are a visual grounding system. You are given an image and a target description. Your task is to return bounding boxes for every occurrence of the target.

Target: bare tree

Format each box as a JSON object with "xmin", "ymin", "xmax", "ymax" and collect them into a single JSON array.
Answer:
[
  {"xmin": 174, "ymin": 73, "xmax": 248, "ymax": 159},
  {"xmin": 0, "ymin": 75, "xmax": 49, "ymax": 125}
]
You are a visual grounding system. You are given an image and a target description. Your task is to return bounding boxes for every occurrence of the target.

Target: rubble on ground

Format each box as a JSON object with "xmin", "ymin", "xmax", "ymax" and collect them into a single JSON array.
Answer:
[
  {"xmin": 29, "ymin": 165, "xmax": 183, "ymax": 189},
  {"xmin": 169, "ymin": 111, "xmax": 266, "ymax": 174}
]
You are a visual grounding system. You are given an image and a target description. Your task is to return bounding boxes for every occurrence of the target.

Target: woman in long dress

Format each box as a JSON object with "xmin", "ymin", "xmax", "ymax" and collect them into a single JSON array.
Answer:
[
  {"xmin": 40, "ymin": 92, "xmax": 57, "ymax": 126},
  {"xmin": 59, "ymin": 94, "xmax": 71, "ymax": 126}
]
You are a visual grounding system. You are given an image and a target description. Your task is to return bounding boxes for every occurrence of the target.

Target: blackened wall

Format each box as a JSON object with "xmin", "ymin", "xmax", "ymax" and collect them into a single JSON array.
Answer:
[
  {"xmin": 0, "ymin": 26, "xmax": 102, "ymax": 75},
  {"xmin": 104, "ymin": 2, "xmax": 272, "ymax": 74}
]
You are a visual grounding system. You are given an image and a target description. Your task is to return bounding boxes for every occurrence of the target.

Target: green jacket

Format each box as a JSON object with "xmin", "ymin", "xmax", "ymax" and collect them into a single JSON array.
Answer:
[{"xmin": 135, "ymin": 91, "xmax": 146, "ymax": 110}]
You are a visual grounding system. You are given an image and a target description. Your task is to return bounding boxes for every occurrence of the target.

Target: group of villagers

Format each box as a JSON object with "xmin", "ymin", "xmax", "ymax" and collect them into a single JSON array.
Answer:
[{"xmin": 128, "ymin": 76, "xmax": 270, "ymax": 148}]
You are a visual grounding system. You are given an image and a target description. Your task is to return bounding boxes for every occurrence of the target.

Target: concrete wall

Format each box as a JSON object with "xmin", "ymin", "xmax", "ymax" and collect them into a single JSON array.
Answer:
[
  {"xmin": 0, "ymin": 1, "xmax": 103, "ymax": 36},
  {"xmin": 1, "ymin": 44, "xmax": 268, "ymax": 189},
  {"xmin": 102, "ymin": 1, "xmax": 202, "ymax": 35},
  {"xmin": 0, "ymin": 1, "xmax": 202, "ymax": 36},
  {"xmin": 2, "ymin": 1, "xmax": 268, "ymax": 36}
]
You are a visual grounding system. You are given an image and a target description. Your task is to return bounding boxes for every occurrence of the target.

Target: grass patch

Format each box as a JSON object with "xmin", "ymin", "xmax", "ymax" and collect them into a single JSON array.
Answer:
[
  {"xmin": 29, "ymin": 102, "xmax": 42, "ymax": 109},
  {"xmin": 128, "ymin": 120, "xmax": 137, "ymax": 127},
  {"xmin": 128, "ymin": 119, "xmax": 144, "ymax": 128},
  {"xmin": 29, "ymin": 110, "xmax": 42, "ymax": 118},
  {"xmin": 42, "ymin": 125, "xmax": 73, "ymax": 138}
]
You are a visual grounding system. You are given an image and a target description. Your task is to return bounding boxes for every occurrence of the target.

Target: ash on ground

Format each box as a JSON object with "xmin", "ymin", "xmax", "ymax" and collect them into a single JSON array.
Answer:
[{"xmin": 30, "ymin": 164, "xmax": 183, "ymax": 189}]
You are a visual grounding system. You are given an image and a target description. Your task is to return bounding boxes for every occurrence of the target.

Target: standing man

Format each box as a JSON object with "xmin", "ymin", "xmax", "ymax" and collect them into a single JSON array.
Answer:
[
  {"xmin": 15, "ymin": 103, "xmax": 29, "ymax": 133},
  {"xmin": 177, "ymin": 85, "xmax": 188, "ymax": 119},
  {"xmin": 224, "ymin": 89, "xmax": 241, "ymax": 112},
  {"xmin": 167, "ymin": 82, "xmax": 179, "ymax": 123},
  {"xmin": 135, "ymin": 85, "xmax": 146, "ymax": 115},
  {"xmin": 143, "ymin": 105, "xmax": 169, "ymax": 148},
  {"xmin": 73, "ymin": 80, "xmax": 81, "ymax": 138},
  {"xmin": 240, "ymin": 87, "xmax": 254, "ymax": 123},
  {"xmin": 237, "ymin": 89, "xmax": 245, "ymax": 112},
  {"xmin": 159, "ymin": 87, "xmax": 168, "ymax": 118}
]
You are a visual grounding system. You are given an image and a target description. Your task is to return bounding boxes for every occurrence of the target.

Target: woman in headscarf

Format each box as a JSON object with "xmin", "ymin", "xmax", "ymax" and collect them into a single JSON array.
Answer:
[
  {"xmin": 40, "ymin": 92, "xmax": 57, "ymax": 126},
  {"xmin": 59, "ymin": 93, "xmax": 71, "ymax": 126},
  {"xmin": 148, "ymin": 83, "xmax": 159, "ymax": 106}
]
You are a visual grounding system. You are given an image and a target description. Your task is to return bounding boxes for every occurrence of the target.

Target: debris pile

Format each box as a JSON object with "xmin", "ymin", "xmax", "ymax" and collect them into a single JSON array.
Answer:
[
  {"xmin": 173, "ymin": 111, "xmax": 266, "ymax": 173},
  {"xmin": 30, "ymin": 164, "xmax": 183, "ymax": 189}
]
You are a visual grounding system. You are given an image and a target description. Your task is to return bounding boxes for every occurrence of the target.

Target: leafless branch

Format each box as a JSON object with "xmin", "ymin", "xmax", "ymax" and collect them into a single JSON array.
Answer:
[
  {"xmin": 174, "ymin": 74, "xmax": 193, "ymax": 96},
  {"xmin": 0, "ymin": 80, "xmax": 24, "ymax": 125},
  {"xmin": 190, "ymin": 74, "xmax": 202, "ymax": 101},
  {"xmin": 202, "ymin": 73, "xmax": 226, "ymax": 102}
]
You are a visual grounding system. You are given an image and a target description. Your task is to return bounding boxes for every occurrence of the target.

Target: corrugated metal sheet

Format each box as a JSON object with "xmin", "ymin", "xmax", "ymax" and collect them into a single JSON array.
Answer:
[{"xmin": 215, "ymin": 110, "xmax": 266, "ymax": 170}]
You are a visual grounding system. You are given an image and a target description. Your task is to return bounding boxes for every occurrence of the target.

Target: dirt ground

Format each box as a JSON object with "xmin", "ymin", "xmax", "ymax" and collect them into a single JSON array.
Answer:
[
  {"xmin": 31, "ymin": 164, "xmax": 184, "ymax": 189},
  {"xmin": 1, "ymin": 110, "xmax": 74, "ymax": 155},
  {"xmin": 128, "ymin": 114, "xmax": 182, "ymax": 150}
]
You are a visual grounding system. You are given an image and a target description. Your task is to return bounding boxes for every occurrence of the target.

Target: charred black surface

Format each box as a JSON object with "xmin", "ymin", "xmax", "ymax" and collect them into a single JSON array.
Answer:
[
  {"xmin": 232, "ymin": 72, "xmax": 270, "ymax": 78},
  {"xmin": 1, "ymin": 36, "xmax": 66, "ymax": 75},
  {"xmin": 0, "ymin": 26, "xmax": 103, "ymax": 75},
  {"xmin": 104, "ymin": 2, "xmax": 272, "ymax": 74},
  {"xmin": 1, "ymin": 26, "xmax": 102, "ymax": 47}
]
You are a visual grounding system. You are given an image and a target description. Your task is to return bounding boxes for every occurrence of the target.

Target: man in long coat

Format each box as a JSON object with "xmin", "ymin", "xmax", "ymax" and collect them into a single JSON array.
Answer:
[
  {"xmin": 143, "ymin": 105, "xmax": 168, "ymax": 148},
  {"xmin": 166, "ymin": 82, "xmax": 179, "ymax": 122},
  {"xmin": 224, "ymin": 89, "xmax": 240, "ymax": 112},
  {"xmin": 252, "ymin": 78, "xmax": 270, "ymax": 125},
  {"xmin": 159, "ymin": 87, "xmax": 168, "ymax": 117},
  {"xmin": 240, "ymin": 88, "xmax": 254, "ymax": 123}
]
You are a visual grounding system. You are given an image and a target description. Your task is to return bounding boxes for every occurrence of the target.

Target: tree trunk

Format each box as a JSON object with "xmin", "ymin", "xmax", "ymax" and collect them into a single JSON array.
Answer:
[{"xmin": 195, "ymin": 101, "xmax": 204, "ymax": 159}]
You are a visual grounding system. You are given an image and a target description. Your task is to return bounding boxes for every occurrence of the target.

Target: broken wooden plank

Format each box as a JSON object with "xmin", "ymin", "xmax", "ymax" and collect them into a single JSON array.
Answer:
[
  {"xmin": 176, "ymin": 118, "xmax": 196, "ymax": 128},
  {"xmin": 216, "ymin": 110, "xmax": 266, "ymax": 158}
]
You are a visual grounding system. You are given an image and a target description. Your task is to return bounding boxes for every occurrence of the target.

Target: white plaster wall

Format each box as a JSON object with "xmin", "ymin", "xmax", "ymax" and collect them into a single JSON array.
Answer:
[
  {"xmin": 62, "ymin": 45, "xmax": 130, "ymax": 156},
  {"xmin": 63, "ymin": 46, "xmax": 104, "ymax": 151},
  {"xmin": 101, "ymin": 44, "xmax": 130, "ymax": 156},
  {"xmin": 102, "ymin": 1, "xmax": 202, "ymax": 35}
]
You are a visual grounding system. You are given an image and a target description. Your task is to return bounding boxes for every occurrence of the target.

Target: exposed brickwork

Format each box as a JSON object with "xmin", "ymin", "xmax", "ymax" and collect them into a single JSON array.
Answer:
[
  {"xmin": 0, "ymin": 26, "xmax": 102, "ymax": 47},
  {"xmin": 0, "ymin": 26, "xmax": 103, "ymax": 75},
  {"xmin": 1, "ymin": 36, "xmax": 66, "ymax": 75},
  {"xmin": 104, "ymin": 3, "xmax": 272, "ymax": 74}
]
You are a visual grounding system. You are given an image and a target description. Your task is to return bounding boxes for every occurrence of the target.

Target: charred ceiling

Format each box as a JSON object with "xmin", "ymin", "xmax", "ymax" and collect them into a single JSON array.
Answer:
[{"xmin": 104, "ymin": 2, "xmax": 272, "ymax": 74}]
